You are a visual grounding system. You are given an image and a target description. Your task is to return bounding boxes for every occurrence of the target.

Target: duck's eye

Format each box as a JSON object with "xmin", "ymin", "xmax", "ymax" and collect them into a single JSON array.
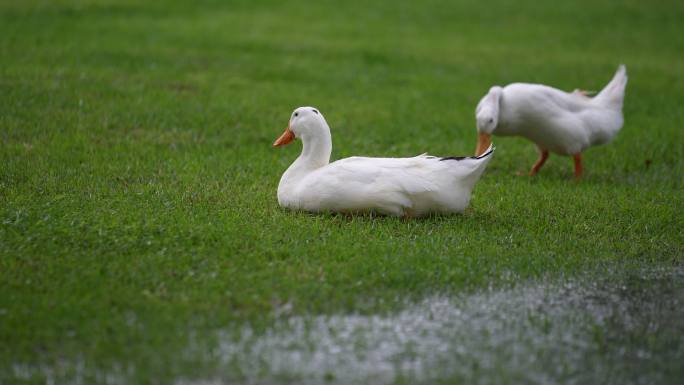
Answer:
[
  {"xmin": 488, "ymin": 118, "xmax": 494, "ymax": 123},
  {"xmin": 312, "ymin": 109, "xmax": 318, "ymax": 114},
  {"xmin": 294, "ymin": 112, "xmax": 299, "ymax": 117}
]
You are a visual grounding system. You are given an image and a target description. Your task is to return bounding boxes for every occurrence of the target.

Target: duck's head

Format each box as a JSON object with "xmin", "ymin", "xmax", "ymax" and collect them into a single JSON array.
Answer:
[
  {"xmin": 273, "ymin": 106, "xmax": 328, "ymax": 147},
  {"xmin": 475, "ymin": 86, "xmax": 502, "ymax": 156}
]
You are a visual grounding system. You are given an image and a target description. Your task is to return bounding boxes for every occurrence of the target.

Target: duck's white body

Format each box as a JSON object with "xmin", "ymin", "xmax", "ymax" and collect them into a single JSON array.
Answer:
[
  {"xmin": 475, "ymin": 65, "xmax": 627, "ymax": 177},
  {"xmin": 275, "ymin": 107, "xmax": 494, "ymax": 217}
]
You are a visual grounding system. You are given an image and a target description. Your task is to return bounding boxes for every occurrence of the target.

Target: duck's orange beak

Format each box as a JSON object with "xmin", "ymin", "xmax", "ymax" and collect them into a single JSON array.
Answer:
[
  {"xmin": 273, "ymin": 126, "xmax": 295, "ymax": 147},
  {"xmin": 476, "ymin": 132, "xmax": 492, "ymax": 156}
]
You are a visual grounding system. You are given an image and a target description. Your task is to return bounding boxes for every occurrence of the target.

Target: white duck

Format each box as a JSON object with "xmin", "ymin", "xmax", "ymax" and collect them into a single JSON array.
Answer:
[
  {"xmin": 273, "ymin": 107, "xmax": 494, "ymax": 217},
  {"xmin": 475, "ymin": 65, "xmax": 627, "ymax": 178}
]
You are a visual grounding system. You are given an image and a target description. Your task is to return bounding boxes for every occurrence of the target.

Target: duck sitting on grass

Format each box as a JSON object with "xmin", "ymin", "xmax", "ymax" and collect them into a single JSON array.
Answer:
[{"xmin": 273, "ymin": 107, "xmax": 494, "ymax": 217}]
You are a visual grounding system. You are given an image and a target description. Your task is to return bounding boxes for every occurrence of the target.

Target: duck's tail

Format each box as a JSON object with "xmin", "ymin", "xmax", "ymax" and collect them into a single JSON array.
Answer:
[
  {"xmin": 469, "ymin": 144, "xmax": 495, "ymax": 186},
  {"xmin": 592, "ymin": 64, "xmax": 628, "ymax": 110},
  {"xmin": 441, "ymin": 144, "xmax": 495, "ymax": 190}
]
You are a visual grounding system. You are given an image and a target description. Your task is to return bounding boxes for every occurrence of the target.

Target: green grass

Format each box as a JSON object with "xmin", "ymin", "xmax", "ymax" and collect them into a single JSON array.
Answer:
[{"xmin": 1, "ymin": 0, "xmax": 683, "ymax": 383}]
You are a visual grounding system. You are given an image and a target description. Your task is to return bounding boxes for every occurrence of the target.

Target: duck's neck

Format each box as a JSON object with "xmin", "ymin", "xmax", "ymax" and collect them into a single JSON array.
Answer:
[
  {"xmin": 293, "ymin": 130, "xmax": 332, "ymax": 171},
  {"xmin": 278, "ymin": 129, "xmax": 332, "ymax": 205}
]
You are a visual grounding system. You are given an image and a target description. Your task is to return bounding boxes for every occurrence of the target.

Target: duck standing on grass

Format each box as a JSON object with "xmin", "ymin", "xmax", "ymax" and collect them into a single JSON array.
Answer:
[
  {"xmin": 474, "ymin": 65, "xmax": 627, "ymax": 178},
  {"xmin": 273, "ymin": 107, "xmax": 494, "ymax": 217}
]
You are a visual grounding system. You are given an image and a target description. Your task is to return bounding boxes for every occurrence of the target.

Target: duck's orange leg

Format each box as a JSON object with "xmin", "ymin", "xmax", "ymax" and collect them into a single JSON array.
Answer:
[
  {"xmin": 573, "ymin": 153, "xmax": 583, "ymax": 179},
  {"xmin": 529, "ymin": 150, "xmax": 549, "ymax": 176}
]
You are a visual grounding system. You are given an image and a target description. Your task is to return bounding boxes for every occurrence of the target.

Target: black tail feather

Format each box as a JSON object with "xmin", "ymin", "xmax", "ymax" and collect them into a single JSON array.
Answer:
[{"xmin": 439, "ymin": 145, "xmax": 494, "ymax": 161}]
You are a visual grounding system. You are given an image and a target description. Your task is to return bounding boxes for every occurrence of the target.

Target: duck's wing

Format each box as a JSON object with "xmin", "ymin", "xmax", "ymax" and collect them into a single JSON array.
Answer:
[
  {"xmin": 504, "ymin": 84, "xmax": 588, "ymax": 116},
  {"xmin": 320, "ymin": 155, "xmax": 437, "ymax": 194},
  {"xmin": 533, "ymin": 85, "xmax": 594, "ymax": 113},
  {"xmin": 297, "ymin": 156, "xmax": 441, "ymax": 213}
]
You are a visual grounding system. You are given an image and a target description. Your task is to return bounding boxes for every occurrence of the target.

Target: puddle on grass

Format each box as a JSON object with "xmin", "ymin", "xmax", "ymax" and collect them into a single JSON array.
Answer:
[
  {"xmin": 10, "ymin": 267, "xmax": 684, "ymax": 385},
  {"xmin": 179, "ymin": 267, "xmax": 684, "ymax": 385}
]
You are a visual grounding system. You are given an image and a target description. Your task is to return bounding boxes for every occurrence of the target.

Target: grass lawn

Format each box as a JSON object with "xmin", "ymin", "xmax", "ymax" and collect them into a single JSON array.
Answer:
[{"xmin": 1, "ymin": 0, "xmax": 683, "ymax": 383}]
